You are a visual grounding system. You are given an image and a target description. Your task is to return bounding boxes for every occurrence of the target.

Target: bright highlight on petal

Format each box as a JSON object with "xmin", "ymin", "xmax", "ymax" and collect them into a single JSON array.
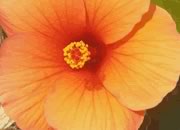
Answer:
[{"xmin": 63, "ymin": 41, "xmax": 91, "ymax": 69}]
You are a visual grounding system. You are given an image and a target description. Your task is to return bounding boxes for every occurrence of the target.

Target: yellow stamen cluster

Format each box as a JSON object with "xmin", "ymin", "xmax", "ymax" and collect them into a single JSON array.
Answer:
[{"xmin": 63, "ymin": 41, "xmax": 91, "ymax": 69}]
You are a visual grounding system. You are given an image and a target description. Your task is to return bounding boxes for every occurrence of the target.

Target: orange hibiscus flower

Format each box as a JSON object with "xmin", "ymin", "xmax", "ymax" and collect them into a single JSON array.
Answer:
[{"xmin": 0, "ymin": 0, "xmax": 180, "ymax": 130}]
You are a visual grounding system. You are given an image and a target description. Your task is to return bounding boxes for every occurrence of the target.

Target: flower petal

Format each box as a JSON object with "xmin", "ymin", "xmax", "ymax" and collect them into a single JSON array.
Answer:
[
  {"xmin": 0, "ymin": 34, "xmax": 65, "ymax": 130},
  {"xmin": 100, "ymin": 6, "xmax": 180, "ymax": 110},
  {"xmin": 0, "ymin": 0, "xmax": 85, "ymax": 40},
  {"xmin": 83, "ymin": 0, "xmax": 150, "ymax": 43},
  {"xmin": 45, "ymin": 72, "xmax": 144, "ymax": 130},
  {"xmin": 0, "ymin": 0, "xmax": 150, "ymax": 43}
]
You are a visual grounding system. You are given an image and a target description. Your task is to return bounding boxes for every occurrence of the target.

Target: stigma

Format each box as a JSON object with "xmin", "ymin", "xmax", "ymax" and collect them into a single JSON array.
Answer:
[{"xmin": 63, "ymin": 41, "xmax": 91, "ymax": 69}]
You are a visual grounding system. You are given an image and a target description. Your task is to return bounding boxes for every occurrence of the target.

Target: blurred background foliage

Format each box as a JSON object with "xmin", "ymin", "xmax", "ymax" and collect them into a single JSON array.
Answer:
[
  {"xmin": 0, "ymin": 0, "xmax": 180, "ymax": 130},
  {"xmin": 152, "ymin": 0, "xmax": 180, "ymax": 32}
]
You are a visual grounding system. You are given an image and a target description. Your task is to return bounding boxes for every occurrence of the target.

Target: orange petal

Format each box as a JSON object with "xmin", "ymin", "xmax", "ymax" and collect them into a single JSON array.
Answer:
[
  {"xmin": 0, "ymin": 0, "xmax": 86, "ymax": 40},
  {"xmin": 0, "ymin": 0, "xmax": 150, "ymax": 44},
  {"xmin": 83, "ymin": 0, "xmax": 150, "ymax": 43},
  {"xmin": 45, "ymin": 72, "xmax": 144, "ymax": 130},
  {"xmin": 100, "ymin": 6, "xmax": 180, "ymax": 110},
  {"xmin": 0, "ymin": 35, "xmax": 66, "ymax": 130}
]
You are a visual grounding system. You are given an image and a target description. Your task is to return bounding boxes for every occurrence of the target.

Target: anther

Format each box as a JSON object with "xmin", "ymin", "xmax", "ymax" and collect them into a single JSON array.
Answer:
[{"xmin": 63, "ymin": 41, "xmax": 91, "ymax": 69}]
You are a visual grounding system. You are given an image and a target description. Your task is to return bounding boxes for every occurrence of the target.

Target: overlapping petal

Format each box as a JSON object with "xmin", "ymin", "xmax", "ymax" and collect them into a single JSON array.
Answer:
[
  {"xmin": 0, "ymin": 35, "xmax": 66, "ymax": 130},
  {"xmin": 0, "ymin": 0, "xmax": 150, "ymax": 43},
  {"xmin": 100, "ymin": 7, "xmax": 180, "ymax": 110},
  {"xmin": 45, "ymin": 72, "xmax": 144, "ymax": 130},
  {"xmin": 83, "ymin": 0, "xmax": 150, "ymax": 43},
  {"xmin": 0, "ymin": 34, "xmax": 144, "ymax": 130}
]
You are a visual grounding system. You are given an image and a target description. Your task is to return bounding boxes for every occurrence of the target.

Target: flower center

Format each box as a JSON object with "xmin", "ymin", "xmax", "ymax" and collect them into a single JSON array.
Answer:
[{"xmin": 63, "ymin": 41, "xmax": 91, "ymax": 69}]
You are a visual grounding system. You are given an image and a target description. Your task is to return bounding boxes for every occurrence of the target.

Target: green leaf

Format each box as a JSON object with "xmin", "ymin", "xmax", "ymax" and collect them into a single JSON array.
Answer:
[{"xmin": 152, "ymin": 0, "xmax": 180, "ymax": 32}]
